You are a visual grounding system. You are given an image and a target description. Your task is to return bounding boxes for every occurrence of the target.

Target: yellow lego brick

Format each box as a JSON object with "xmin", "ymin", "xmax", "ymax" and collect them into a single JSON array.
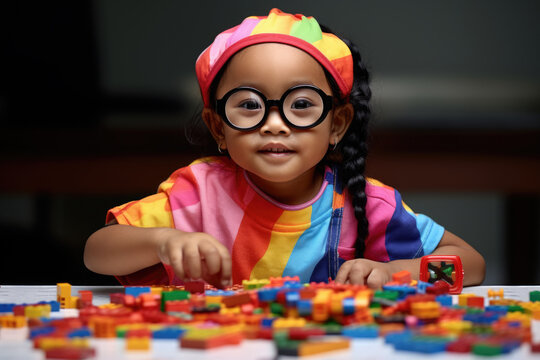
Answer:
[
  {"xmin": 354, "ymin": 294, "xmax": 370, "ymax": 309},
  {"xmin": 206, "ymin": 295, "xmax": 223, "ymax": 306},
  {"xmin": 457, "ymin": 293, "xmax": 475, "ymax": 307},
  {"xmin": 67, "ymin": 296, "xmax": 79, "ymax": 309},
  {"xmin": 126, "ymin": 336, "xmax": 151, "ymax": 351},
  {"xmin": 57, "ymin": 283, "xmax": 72, "ymax": 309},
  {"xmin": 410, "ymin": 301, "xmax": 440, "ymax": 319},
  {"xmin": 0, "ymin": 315, "xmax": 27, "ymax": 328},
  {"xmin": 220, "ymin": 306, "xmax": 240, "ymax": 315},
  {"xmin": 520, "ymin": 301, "xmax": 540, "ymax": 314},
  {"xmin": 272, "ymin": 317, "xmax": 307, "ymax": 329},
  {"xmin": 98, "ymin": 303, "xmax": 123, "ymax": 309},
  {"xmin": 439, "ymin": 320, "xmax": 473, "ymax": 335},
  {"xmin": 25, "ymin": 304, "xmax": 51, "ymax": 319},
  {"xmin": 38, "ymin": 337, "xmax": 69, "ymax": 350},
  {"xmin": 503, "ymin": 312, "xmax": 530, "ymax": 327}
]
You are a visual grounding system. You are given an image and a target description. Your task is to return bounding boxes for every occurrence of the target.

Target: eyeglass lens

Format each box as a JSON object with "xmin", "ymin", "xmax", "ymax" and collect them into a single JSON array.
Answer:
[{"xmin": 224, "ymin": 87, "xmax": 325, "ymax": 129}]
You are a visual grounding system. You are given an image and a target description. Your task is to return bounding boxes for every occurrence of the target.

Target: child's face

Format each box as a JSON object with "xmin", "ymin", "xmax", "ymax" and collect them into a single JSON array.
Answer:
[{"xmin": 207, "ymin": 43, "xmax": 350, "ymax": 203}]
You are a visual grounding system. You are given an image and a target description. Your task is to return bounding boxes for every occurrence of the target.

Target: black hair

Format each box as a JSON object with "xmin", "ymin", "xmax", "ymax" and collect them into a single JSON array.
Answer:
[
  {"xmin": 185, "ymin": 28, "xmax": 371, "ymax": 259},
  {"xmin": 318, "ymin": 25, "xmax": 371, "ymax": 259}
]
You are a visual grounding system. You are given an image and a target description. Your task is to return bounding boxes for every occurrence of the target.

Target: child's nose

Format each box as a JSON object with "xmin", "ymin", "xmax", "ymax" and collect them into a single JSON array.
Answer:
[{"xmin": 260, "ymin": 108, "xmax": 291, "ymax": 135}]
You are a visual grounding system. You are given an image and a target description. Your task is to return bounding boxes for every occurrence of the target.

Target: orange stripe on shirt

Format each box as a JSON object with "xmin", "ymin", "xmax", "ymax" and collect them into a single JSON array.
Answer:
[{"xmin": 231, "ymin": 196, "xmax": 283, "ymax": 284}]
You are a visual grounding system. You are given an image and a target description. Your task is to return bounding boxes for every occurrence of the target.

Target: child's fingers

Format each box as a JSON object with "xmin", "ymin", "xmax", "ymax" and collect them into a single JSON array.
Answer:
[
  {"xmin": 198, "ymin": 242, "xmax": 222, "ymax": 276},
  {"xmin": 365, "ymin": 268, "xmax": 386, "ymax": 289},
  {"xmin": 167, "ymin": 246, "xmax": 185, "ymax": 280},
  {"xmin": 335, "ymin": 262, "xmax": 352, "ymax": 284},
  {"xmin": 347, "ymin": 263, "xmax": 370, "ymax": 285},
  {"xmin": 217, "ymin": 246, "xmax": 232, "ymax": 287},
  {"xmin": 182, "ymin": 242, "xmax": 203, "ymax": 280}
]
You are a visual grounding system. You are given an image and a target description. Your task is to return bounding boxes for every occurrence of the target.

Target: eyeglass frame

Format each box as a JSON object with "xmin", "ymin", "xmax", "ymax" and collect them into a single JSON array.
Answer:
[{"xmin": 215, "ymin": 85, "xmax": 334, "ymax": 131}]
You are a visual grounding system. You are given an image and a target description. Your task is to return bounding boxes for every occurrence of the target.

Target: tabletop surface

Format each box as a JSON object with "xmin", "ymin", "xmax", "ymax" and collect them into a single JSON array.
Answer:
[{"xmin": 1, "ymin": 285, "xmax": 540, "ymax": 360}]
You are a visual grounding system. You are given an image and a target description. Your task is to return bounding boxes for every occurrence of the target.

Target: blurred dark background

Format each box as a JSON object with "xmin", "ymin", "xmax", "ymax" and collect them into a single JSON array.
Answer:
[{"xmin": 1, "ymin": 1, "xmax": 539, "ymax": 285}]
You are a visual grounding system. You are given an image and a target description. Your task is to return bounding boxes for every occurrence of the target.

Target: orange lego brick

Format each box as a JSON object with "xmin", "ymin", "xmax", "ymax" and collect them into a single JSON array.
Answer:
[
  {"xmin": 466, "ymin": 296, "xmax": 485, "ymax": 309},
  {"xmin": 392, "ymin": 270, "xmax": 412, "ymax": 284},
  {"xmin": 180, "ymin": 332, "xmax": 243, "ymax": 349},
  {"xmin": 296, "ymin": 337, "xmax": 350, "ymax": 356},
  {"xmin": 222, "ymin": 292, "xmax": 252, "ymax": 308}
]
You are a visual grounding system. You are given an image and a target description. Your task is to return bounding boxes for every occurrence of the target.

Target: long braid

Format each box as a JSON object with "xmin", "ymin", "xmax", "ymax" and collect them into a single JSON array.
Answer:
[{"xmin": 321, "ymin": 25, "xmax": 372, "ymax": 259}]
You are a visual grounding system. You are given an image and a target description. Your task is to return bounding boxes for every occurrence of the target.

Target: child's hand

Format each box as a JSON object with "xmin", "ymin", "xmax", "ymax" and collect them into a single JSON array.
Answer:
[
  {"xmin": 157, "ymin": 229, "xmax": 232, "ymax": 289},
  {"xmin": 335, "ymin": 259, "xmax": 396, "ymax": 289}
]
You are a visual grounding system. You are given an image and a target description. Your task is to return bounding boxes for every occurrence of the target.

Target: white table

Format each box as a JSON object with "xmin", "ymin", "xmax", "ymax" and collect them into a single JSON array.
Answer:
[{"xmin": 1, "ymin": 285, "xmax": 540, "ymax": 360}]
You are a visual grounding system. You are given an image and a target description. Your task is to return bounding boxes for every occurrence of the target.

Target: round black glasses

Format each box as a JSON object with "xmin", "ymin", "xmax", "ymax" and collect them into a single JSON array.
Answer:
[{"xmin": 216, "ymin": 85, "xmax": 333, "ymax": 131}]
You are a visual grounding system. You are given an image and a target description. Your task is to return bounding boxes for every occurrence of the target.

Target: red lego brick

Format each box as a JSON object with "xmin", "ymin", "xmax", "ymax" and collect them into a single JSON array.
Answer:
[
  {"xmin": 426, "ymin": 280, "xmax": 451, "ymax": 295},
  {"xmin": 222, "ymin": 292, "xmax": 252, "ymax": 308},
  {"xmin": 466, "ymin": 296, "xmax": 485, "ymax": 309},
  {"xmin": 165, "ymin": 300, "xmax": 191, "ymax": 313},
  {"xmin": 446, "ymin": 338, "xmax": 473, "ymax": 353},
  {"xmin": 13, "ymin": 305, "xmax": 25, "ymax": 316},
  {"xmin": 126, "ymin": 328, "xmax": 151, "ymax": 338},
  {"xmin": 185, "ymin": 280, "xmax": 206, "ymax": 294},
  {"xmin": 45, "ymin": 346, "xmax": 96, "ymax": 359},
  {"xmin": 287, "ymin": 327, "xmax": 326, "ymax": 340}
]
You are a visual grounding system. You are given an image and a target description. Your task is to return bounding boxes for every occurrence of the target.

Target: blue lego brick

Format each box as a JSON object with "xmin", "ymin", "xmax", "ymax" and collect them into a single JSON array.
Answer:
[
  {"xmin": 68, "ymin": 327, "xmax": 92, "ymax": 338},
  {"xmin": 261, "ymin": 317, "xmax": 277, "ymax": 328},
  {"xmin": 153, "ymin": 327, "xmax": 187, "ymax": 339},
  {"xmin": 29, "ymin": 326, "xmax": 56, "ymax": 339},
  {"xmin": 485, "ymin": 305, "xmax": 508, "ymax": 314},
  {"xmin": 384, "ymin": 330, "xmax": 413, "ymax": 345},
  {"xmin": 297, "ymin": 299, "xmax": 312, "ymax": 316},
  {"xmin": 342, "ymin": 298, "xmax": 355, "ymax": 315},
  {"xmin": 283, "ymin": 281, "xmax": 303, "ymax": 289},
  {"xmin": 342, "ymin": 325, "xmax": 379, "ymax": 338},
  {"xmin": 463, "ymin": 312, "xmax": 501, "ymax": 325},
  {"xmin": 435, "ymin": 295, "xmax": 452, "ymax": 307},
  {"xmin": 416, "ymin": 281, "xmax": 433, "ymax": 294},
  {"xmin": 205, "ymin": 290, "xmax": 235, "ymax": 297},
  {"xmin": 0, "ymin": 303, "xmax": 15, "ymax": 313},
  {"xmin": 393, "ymin": 338, "xmax": 448, "ymax": 354},
  {"xmin": 285, "ymin": 291, "xmax": 300, "ymax": 307},
  {"xmin": 258, "ymin": 288, "xmax": 279, "ymax": 302},
  {"xmin": 500, "ymin": 340, "xmax": 521, "ymax": 354},
  {"xmin": 125, "ymin": 286, "xmax": 151, "ymax": 297}
]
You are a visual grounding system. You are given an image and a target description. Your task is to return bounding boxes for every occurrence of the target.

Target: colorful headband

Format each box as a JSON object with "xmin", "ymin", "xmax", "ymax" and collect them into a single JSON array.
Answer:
[{"xmin": 195, "ymin": 8, "xmax": 354, "ymax": 107}]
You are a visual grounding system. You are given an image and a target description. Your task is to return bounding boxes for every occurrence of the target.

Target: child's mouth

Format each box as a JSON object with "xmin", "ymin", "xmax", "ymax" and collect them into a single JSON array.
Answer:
[{"xmin": 260, "ymin": 148, "xmax": 293, "ymax": 154}]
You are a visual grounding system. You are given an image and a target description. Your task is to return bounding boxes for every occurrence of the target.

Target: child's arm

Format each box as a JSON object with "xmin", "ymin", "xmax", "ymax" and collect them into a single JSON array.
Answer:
[
  {"xmin": 84, "ymin": 222, "xmax": 232, "ymax": 288},
  {"xmin": 335, "ymin": 230, "xmax": 485, "ymax": 289}
]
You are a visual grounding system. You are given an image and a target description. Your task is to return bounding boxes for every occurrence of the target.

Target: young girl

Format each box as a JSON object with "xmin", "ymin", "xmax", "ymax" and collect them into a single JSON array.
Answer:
[{"xmin": 84, "ymin": 9, "xmax": 485, "ymax": 289}]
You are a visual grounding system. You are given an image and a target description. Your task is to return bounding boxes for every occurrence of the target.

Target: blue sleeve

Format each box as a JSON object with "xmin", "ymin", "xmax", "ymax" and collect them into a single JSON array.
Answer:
[{"xmin": 415, "ymin": 213, "xmax": 445, "ymax": 256}]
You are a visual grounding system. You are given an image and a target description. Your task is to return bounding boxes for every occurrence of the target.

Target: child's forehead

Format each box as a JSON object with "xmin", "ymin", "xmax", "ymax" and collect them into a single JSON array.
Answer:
[{"xmin": 216, "ymin": 43, "xmax": 331, "ymax": 96}]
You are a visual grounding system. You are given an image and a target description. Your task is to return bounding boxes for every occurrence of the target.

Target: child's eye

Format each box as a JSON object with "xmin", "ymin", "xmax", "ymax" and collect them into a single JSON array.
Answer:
[
  {"xmin": 239, "ymin": 99, "xmax": 262, "ymax": 110},
  {"xmin": 290, "ymin": 99, "xmax": 313, "ymax": 110}
]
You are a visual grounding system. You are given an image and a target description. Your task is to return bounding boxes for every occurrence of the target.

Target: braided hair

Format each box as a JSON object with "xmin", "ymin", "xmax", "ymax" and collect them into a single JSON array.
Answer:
[{"xmin": 321, "ymin": 26, "xmax": 372, "ymax": 259}]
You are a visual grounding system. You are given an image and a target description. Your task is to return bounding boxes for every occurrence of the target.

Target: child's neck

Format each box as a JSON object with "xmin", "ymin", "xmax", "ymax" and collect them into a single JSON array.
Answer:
[{"xmin": 246, "ymin": 167, "xmax": 325, "ymax": 206}]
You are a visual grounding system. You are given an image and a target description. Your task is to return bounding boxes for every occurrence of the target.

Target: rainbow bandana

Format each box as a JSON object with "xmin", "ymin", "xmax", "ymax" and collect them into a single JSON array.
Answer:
[{"xmin": 195, "ymin": 8, "xmax": 354, "ymax": 106}]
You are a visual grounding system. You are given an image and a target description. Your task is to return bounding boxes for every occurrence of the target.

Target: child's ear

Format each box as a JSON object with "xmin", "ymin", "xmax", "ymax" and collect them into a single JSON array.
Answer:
[
  {"xmin": 202, "ymin": 108, "xmax": 226, "ymax": 148},
  {"xmin": 331, "ymin": 103, "xmax": 354, "ymax": 143}
]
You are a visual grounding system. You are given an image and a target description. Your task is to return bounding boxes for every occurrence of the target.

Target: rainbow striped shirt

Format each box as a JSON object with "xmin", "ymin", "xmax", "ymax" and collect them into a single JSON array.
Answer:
[{"xmin": 108, "ymin": 157, "xmax": 444, "ymax": 285}]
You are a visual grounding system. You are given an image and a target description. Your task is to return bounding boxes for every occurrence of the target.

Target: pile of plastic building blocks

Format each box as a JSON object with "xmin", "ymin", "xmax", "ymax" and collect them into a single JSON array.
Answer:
[{"xmin": 1, "ymin": 257, "xmax": 540, "ymax": 358}]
